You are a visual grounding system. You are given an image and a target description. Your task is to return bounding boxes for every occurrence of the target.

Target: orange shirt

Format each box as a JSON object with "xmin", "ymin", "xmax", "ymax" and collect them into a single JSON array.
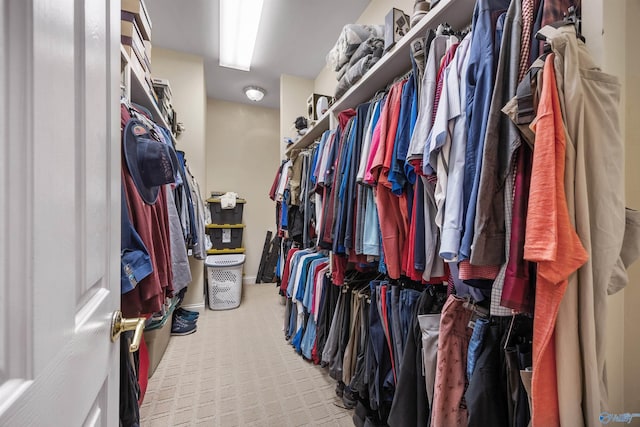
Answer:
[{"xmin": 524, "ymin": 54, "xmax": 588, "ymax": 427}]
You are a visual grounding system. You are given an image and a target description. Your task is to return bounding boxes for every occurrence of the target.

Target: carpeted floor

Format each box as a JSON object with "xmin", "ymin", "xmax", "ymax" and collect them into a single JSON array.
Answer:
[{"xmin": 140, "ymin": 284, "xmax": 354, "ymax": 426}]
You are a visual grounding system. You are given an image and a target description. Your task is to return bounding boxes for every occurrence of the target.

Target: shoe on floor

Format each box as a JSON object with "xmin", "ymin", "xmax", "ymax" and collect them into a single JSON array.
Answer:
[
  {"xmin": 335, "ymin": 381, "xmax": 345, "ymax": 398},
  {"xmin": 342, "ymin": 386, "xmax": 358, "ymax": 409},
  {"xmin": 176, "ymin": 307, "xmax": 199, "ymax": 319},
  {"xmin": 171, "ymin": 317, "xmax": 197, "ymax": 336},
  {"xmin": 174, "ymin": 313, "xmax": 198, "ymax": 325}
]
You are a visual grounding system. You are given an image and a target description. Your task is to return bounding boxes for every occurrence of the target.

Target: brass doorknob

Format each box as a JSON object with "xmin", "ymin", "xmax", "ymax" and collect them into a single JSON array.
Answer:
[{"xmin": 111, "ymin": 310, "xmax": 146, "ymax": 352}]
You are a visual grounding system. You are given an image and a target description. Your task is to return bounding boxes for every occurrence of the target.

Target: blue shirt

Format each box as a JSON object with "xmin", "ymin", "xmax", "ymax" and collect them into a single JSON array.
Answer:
[
  {"xmin": 345, "ymin": 103, "xmax": 370, "ymax": 249},
  {"xmin": 303, "ymin": 257, "xmax": 328, "ymax": 310},
  {"xmin": 333, "ymin": 119, "xmax": 356, "ymax": 254},
  {"xmin": 405, "ymin": 74, "xmax": 420, "ymax": 185},
  {"xmin": 296, "ymin": 254, "xmax": 324, "ymax": 304},
  {"xmin": 460, "ymin": 0, "xmax": 511, "ymax": 260},
  {"xmin": 389, "ymin": 77, "xmax": 415, "ymax": 195}
]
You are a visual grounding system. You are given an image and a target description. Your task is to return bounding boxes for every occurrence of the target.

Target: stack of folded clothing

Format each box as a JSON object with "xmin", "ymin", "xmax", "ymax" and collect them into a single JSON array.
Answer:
[
  {"xmin": 411, "ymin": 0, "xmax": 431, "ymax": 27},
  {"xmin": 326, "ymin": 24, "xmax": 385, "ymax": 100}
]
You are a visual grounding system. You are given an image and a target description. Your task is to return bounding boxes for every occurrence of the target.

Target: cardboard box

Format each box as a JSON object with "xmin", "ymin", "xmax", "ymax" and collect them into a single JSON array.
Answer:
[
  {"xmin": 384, "ymin": 8, "xmax": 411, "ymax": 52},
  {"xmin": 122, "ymin": 19, "xmax": 150, "ymax": 73},
  {"xmin": 122, "ymin": 0, "xmax": 152, "ymax": 41},
  {"xmin": 127, "ymin": 45, "xmax": 148, "ymax": 90},
  {"xmin": 143, "ymin": 40, "xmax": 152, "ymax": 62}
]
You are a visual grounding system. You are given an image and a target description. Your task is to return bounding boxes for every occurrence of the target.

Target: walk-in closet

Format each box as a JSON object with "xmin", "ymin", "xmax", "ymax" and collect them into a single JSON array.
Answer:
[{"xmin": 0, "ymin": 0, "xmax": 638, "ymax": 426}]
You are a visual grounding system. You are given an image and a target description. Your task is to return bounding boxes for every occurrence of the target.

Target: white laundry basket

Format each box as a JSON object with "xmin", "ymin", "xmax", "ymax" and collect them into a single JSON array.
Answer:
[{"xmin": 205, "ymin": 254, "xmax": 246, "ymax": 310}]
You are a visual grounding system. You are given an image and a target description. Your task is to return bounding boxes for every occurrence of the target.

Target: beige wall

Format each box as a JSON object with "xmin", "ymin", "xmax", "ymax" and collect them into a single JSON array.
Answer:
[
  {"xmin": 280, "ymin": 74, "xmax": 314, "ymax": 159},
  {"xmin": 591, "ymin": 0, "xmax": 640, "ymax": 417},
  {"xmin": 315, "ymin": 65, "xmax": 337, "ymax": 98},
  {"xmin": 596, "ymin": 0, "xmax": 627, "ymax": 413},
  {"xmin": 314, "ymin": 0, "xmax": 415, "ymax": 96},
  {"xmin": 356, "ymin": 0, "xmax": 414, "ymax": 25},
  {"xmin": 152, "ymin": 47, "xmax": 207, "ymax": 310},
  {"xmin": 623, "ymin": 0, "xmax": 640, "ymax": 415},
  {"xmin": 206, "ymin": 98, "xmax": 280, "ymax": 282}
]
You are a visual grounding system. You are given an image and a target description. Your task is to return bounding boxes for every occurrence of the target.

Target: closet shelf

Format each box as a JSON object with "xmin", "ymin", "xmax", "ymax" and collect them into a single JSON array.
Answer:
[
  {"xmin": 121, "ymin": 46, "xmax": 174, "ymax": 138},
  {"xmin": 286, "ymin": 0, "xmax": 476, "ymax": 155},
  {"xmin": 285, "ymin": 112, "xmax": 331, "ymax": 157}
]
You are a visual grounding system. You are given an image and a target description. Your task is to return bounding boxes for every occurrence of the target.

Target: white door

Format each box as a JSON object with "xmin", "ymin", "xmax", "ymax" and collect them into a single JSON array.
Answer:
[{"xmin": 0, "ymin": 0, "xmax": 122, "ymax": 425}]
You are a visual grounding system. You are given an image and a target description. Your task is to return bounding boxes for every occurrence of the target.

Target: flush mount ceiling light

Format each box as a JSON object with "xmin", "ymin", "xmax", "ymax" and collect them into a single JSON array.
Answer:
[
  {"xmin": 219, "ymin": 0, "xmax": 264, "ymax": 71},
  {"xmin": 244, "ymin": 86, "xmax": 266, "ymax": 102}
]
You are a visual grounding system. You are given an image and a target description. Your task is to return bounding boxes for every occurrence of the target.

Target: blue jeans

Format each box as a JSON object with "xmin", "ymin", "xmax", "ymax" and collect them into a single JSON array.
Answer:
[
  {"xmin": 399, "ymin": 289, "xmax": 422, "ymax": 345},
  {"xmin": 390, "ymin": 285, "xmax": 403, "ymax": 373},
  {"xmin": 368, "ymin": 280, "xmax": 387, "ymax": 411},
  {"xmin": 467, "ymin": 317, "xmax": 489, "ymax": 380}
]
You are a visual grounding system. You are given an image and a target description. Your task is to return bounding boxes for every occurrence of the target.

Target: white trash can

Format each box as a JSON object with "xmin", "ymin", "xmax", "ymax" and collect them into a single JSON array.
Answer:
[{"xmin": 205, "ymin": 254, "xmax": 245, "ymax": 310}]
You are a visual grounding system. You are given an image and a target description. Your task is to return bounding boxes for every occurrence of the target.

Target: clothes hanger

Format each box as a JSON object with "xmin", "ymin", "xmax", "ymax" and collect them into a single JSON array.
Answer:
[
  {"xmin": 561, "ymin": 5, "xmax": 584, "ymax": 42},
  {"xmin": 436, "ymin": 23, "xmax": 454, "ymax": 36},
  {"xmin": 535, "ymin": 5, "xmax": 585, "ymax": 44},
  {"xmin": 394, "ymin": 69, "xmax": 413, "ymax": 85},
  {"xmin": 457, "ymin": 22, "xmax": 472, "ymax": 38},
  {"xmin": 503, "ymin": 313, "xmax": 517, "ymax": 350}
]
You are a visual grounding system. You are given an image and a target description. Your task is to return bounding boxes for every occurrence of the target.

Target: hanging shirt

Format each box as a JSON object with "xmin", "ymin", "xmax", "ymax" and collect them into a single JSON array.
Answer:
[
  {"xmin": 333, "ymin": 117, "xmax": 357, "ymax": 254},
  {"xmin": 276, "ymin": 160, "xmax": 292, "ymax": 201},
  {"xmin": 345, "ymin": 103, "xmax": 370, "ymax": 250},
  {"xmin": 460, "ymin": 0, "xmax": 510, "ymax": 261},
  {"xmin": 423, "ymin": 38, "xmax": 466, "ymax": 250},
  {"xmin": 313, "ymin": 264, "xmax": 330, "ymax": 321},
  {"xmin": 120, "ymin": 184, "xmax": 153, "ymax": 295},
  {"xmin": 362, "ymin": 187, "xmax": 381, "ymax": 257},
  {"xmin": 357, "ymin": 99, "xmax": 384, "ymax": 182},
  {"xmin": 316, "ymin": 131, "xmax": 333, "ymax": 185},
  {"xmin": 388, "ymin": 75, "xmax": 416, "ymax": 195},
  {"xmin": 373, "ymin": 82, "xmax": 409, "ymax": 279},
  {"xmin": 280, "ymin": 247, "xmax": 299, "ymax": 294},
  {"xmin": 363, "ymin": 109, "xmax": 384, "ymax": 185},
  {"xmin": 121, "ymin": 167, "xmax": 173, "ymax": 317},
  {"xmin": 406, "ymin": 35, "xmax": 449, "ymax": 161},
  {"xmin": 472, "ymin": 0, "xmax": 522, "ymax": 266},
  {"xmin": 439, "ymin": 33, "xmax": 473, "ymax": 262},
  {"xmin": 524, "ymin": 55, "xmax": 588, "ymax": 427}
]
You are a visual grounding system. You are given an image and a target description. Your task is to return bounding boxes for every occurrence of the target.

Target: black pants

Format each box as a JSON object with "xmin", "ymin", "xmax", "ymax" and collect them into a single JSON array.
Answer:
[
  {"xmin": 387, "ymin": 286, "xmax": 447, "ymax": 427},
  {"xmin": 466, "ymin": 315, "xmax": 533, "ymax": 427}
]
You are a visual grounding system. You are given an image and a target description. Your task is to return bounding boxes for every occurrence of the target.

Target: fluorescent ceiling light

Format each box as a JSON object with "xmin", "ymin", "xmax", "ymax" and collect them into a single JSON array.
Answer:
[
  {"xmin": 219, "ymin": 0, "xmax": 264, "ymax": 71},
  {"xmin": 244, "ymin": 86, "xmax": 266, "ymax": 102}
]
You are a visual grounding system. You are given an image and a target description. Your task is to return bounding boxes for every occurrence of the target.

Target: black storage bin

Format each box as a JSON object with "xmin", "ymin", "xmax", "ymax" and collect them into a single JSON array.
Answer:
[
  {"xmin": 206, "ymin": 224, "xmax": 245, "ymax": 250},
  {"xmin": 207, "ymin": 198, "xmax": 245, "ymax": 225}
]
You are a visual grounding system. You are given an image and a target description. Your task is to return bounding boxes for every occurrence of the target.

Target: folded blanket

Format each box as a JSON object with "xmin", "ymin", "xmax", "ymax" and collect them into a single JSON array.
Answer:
[
  {"xmin": 327, "ymin": 24, "xmax": 384, "ymax": 72},
  {"xmin": 349, "ymin": 36, "xmax": 384, "ymax": 68},
  {"xmin": 337, "ymin": 62, "xmax": 349, "ymax": 82},
  {"xmin": 334, "ymin": 54, "xmax": 382, "ymax": 99}
]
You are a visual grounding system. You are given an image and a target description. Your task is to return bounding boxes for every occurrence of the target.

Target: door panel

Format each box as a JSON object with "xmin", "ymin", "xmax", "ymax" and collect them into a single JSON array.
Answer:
[
  {"xmin": 84, "ymin": 0, "xmax": 109, "ymax": 294},
  {"xmin": 2, "ymin": 0, "xmax": 33, "ymax": 394},
  {"xmin": 0, "ymin": 0, "xmax": 5, "ymax": 385},
  {"xmin": 32, "ymin": 0, "xmax": 77, "ymax": 373},
  {"xmin": 83, "ymin": 380, "xmax": 109, "ymax": 427},
  {"xmin": 0, "ymin": 0, "xmax": 121, "ymax": 425}
]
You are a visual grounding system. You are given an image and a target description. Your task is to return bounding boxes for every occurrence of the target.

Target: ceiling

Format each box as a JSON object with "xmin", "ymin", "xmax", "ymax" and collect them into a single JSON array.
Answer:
[{"xmin": 146, "ymin": 0, "xmax": 372, "ymax": 109}]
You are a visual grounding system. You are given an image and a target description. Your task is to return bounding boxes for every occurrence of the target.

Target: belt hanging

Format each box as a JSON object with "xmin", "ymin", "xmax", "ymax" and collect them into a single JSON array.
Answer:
[{"xmin": 503, "ymin": 311, "xmax": 518, "ymax": 350}]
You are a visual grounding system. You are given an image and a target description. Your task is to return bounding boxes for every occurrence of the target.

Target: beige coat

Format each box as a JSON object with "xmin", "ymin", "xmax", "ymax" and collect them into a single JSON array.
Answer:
[{"xmin": 540, "ymin": 25, "xmax": 640, "ymax": 427}]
